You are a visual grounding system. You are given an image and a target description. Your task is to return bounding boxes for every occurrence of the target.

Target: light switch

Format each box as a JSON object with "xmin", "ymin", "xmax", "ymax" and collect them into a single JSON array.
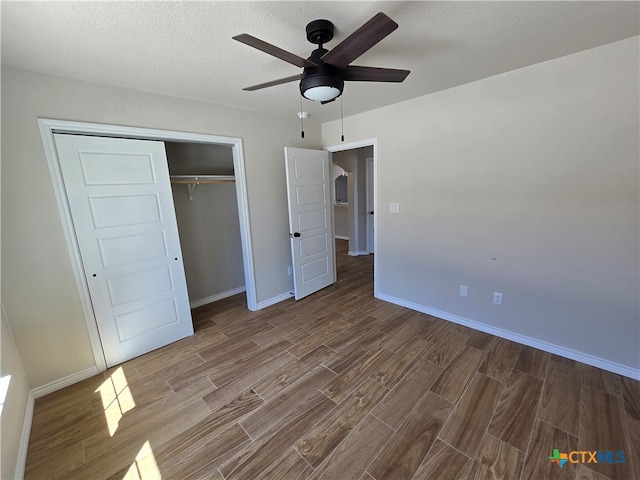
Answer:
[{"xmin": 389, "ymin": 203, "xmax": 399, "ymax": 214}]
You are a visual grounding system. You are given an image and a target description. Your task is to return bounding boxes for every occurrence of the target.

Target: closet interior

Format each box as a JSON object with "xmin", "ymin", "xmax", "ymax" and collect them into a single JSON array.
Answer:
[{"xmin": 166, "ymin": 142, "xmax": 246, "ymax": 308}]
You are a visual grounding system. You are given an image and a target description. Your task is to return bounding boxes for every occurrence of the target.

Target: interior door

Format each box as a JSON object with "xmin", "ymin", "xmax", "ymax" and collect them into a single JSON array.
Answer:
[
  {"xmin": 54, "ymin": 134, "xmax": 193, "ymax": 367},
  {"xmin": 285, "ymin": 147, "xmax": 336, "ymax": 300}
]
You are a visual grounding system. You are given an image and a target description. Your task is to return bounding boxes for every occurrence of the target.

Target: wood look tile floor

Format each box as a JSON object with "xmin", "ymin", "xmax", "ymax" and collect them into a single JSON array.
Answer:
[{"xmin": 25, "ymin": 241, "xmax": 639, "ymax": 480}]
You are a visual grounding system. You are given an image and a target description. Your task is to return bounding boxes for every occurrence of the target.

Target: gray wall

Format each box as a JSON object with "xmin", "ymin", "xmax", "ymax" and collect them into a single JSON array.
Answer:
[
  {"xmin": 1, "ymin": 66, "xmax": 320, "ymax": 390},
  {"xmin": 323, "ymin": 37, "xmax": 640, "ymax": 372},
  {"xmin": 166, "ymin": 142, "xmax": 234, "ymax": 175}
]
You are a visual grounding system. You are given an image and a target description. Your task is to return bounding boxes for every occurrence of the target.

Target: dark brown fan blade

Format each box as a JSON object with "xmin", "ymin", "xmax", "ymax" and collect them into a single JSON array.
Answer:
[
  {"xmin": 242, "ymin": 74, "xmax": 302, "ymax": 91},
  {"xmin": 233, "ymin": 34, "xmax": 316, "ymax": 68},
  {"xmin": 342, "ymin": 65, "xmax": 410, "ymax": 82},
  {"xmin": 321, "ymin": 12, "xmax": 398, "ymax": 69}
]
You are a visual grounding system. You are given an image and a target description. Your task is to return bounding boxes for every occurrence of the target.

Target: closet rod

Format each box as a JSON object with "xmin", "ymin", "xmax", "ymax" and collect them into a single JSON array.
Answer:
[
  {"xmin": 169, "ymin": 175, "xmax": 235, "ymax": 201},
  {"xmin": 170, "ymin": 175, "xmax": 235, "ymax": 184}
]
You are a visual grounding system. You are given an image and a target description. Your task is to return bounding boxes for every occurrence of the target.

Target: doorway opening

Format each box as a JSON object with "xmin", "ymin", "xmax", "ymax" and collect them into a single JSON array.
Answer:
[
  {"xmin": 326, "ymin": 138, "xmax": 377, "ymax": 297},
  {"xmin": 331, "ymin": 145, "xmax": 374, "ymax": 256}
]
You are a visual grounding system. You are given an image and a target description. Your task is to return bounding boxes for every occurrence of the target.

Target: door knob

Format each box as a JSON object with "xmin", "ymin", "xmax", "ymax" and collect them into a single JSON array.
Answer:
[
  {"xmin": 369, "ymin": 211, "xmax": 374, "ymax": 215},
  {"xmin": 293, "ymin": 232, "xmax": 301, "ymax": 238}
]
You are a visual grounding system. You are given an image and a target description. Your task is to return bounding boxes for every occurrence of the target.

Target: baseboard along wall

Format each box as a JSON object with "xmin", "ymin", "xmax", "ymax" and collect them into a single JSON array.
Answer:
[
  {"xmin": 189, "ymin": 286, "xmax": 247, "ymax": 309},
  {"xmin": 376, "ymin": 292, "xmax": 640, "ymax": 380}
]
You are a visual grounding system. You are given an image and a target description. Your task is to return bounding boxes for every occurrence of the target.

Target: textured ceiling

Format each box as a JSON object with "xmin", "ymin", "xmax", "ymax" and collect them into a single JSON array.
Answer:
[{"xmin": 2, "ymin": 1, "xmax": 638, "ymax": 123}]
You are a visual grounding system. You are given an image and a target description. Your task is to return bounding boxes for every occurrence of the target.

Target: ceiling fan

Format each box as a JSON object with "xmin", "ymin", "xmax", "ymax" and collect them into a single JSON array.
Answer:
[{"xmin": 233, "ymin": 12, "xmax": 410, "ymax": 104}]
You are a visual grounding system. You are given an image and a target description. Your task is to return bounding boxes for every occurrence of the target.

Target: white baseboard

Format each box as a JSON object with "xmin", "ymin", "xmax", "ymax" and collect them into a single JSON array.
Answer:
[
  {"xmin": 14, "ymin": 391, "xmax": 34, "ymax": 480},
  {"xmin": 189, "ymin": 286, "xmax": 246, "ymax": 309},
  {"xmin": 335, "ymin": 235, "xmax": 349, "ymax": 241},
  {"xmin": 348, "ymin": 250, "xmax": 370, "ymax": 256},
  {"xmin": 376, "ymin": 293, "xmax": 640, "ymax": 380},
  {"xmin": 255, "ymin": 291, "xmax": 294, "ymax": 310},
  {"xmin": 31, "ymin": 365, "xmax": 100, "ymax": 399}
]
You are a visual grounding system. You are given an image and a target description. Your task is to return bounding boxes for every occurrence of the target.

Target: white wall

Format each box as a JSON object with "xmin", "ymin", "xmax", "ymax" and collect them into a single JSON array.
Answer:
[
  {"xmin": 323, "ymin": 37, "xmax": 640, "ymax": 374},
  {"xmin": 1, "ymin": 306, "xmax": 31, "ymax": 480},
  {"xmin": 1, "ymin": 66, "xmax": 320, "ymax": 388}
]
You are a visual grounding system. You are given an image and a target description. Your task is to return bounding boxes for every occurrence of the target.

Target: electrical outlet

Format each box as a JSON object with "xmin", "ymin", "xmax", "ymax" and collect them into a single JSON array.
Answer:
[
  {"xmin": 493, "ymin": 292, "xmax": 503, "ymax": 305},
  {"xmin": 459, "ymin": 285, "xmax": 468, "ymax": 297},
  {"xmin": 389, "ymin": 203, "xmax": 399, "ymax": 214}
]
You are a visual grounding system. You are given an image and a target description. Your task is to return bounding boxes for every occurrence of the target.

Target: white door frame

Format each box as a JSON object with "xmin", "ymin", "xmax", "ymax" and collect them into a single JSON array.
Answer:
[
  {"xmin": 366, "ymin": 157, "xmax": 375, "ymax": 254},
  {"xmin": 325, "ymin": 138, "xmax": 378, "ymax": 296},
  {"xmin": 39, "ymin": 119, "xmax": 257, "ymax": 372}
]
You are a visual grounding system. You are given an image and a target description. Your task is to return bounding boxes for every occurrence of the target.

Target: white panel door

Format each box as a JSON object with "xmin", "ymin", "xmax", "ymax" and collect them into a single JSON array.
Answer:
[
  {"xmin": 285, "ymin": 147, "xmax": 336, "ymax": 300},
  {"xmin": 54, "ymin": 134, "xmax": 193, "ymax": 367}
]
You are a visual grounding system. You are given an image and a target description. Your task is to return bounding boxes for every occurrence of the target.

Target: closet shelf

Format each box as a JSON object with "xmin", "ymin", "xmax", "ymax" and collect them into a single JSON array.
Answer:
[{"xmin": 170, "ymin": 175, "xmax": 235, "ymax": 201}]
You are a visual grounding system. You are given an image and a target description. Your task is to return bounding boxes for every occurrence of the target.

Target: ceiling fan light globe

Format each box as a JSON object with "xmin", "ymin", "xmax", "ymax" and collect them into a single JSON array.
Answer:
[
  {"xmin": 303, "ymin": 86, "xmax": 341, "ymax": 102},
  {"xmin": 300, "ymin": 72, "xmax": 344, "ymax": 102}
]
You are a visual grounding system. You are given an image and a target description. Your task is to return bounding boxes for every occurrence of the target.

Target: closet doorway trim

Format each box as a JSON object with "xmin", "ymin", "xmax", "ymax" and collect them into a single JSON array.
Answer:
[{"xmin": 39, "ymin": 119, "xmax": 258, "ymax": 372}]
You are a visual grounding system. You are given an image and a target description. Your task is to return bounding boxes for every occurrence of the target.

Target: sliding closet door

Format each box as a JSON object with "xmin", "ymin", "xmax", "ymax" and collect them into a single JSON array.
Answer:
[{"xmin": 54, "ymin": 134, "xmax": 193, "ymax": 367}]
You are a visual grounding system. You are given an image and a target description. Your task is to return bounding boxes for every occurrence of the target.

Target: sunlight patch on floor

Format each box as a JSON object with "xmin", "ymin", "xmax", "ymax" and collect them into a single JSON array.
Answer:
[
  {"xmin": 95, "ymin": 366, "xmax": 136, "ymax": 436},
  {"xmin": 123, "ymin": 441, "xmax": 162, "ymax": 480}
]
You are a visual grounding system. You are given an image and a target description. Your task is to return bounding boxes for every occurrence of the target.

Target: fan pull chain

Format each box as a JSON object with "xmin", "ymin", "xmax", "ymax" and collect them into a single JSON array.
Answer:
[
  {"xmin": 341, "ymin": 95, "xmax": 345, "ymax": 142},
  {"xmin": 300, "ymin": 95, "xmax": 305, "ymax": 139}
]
